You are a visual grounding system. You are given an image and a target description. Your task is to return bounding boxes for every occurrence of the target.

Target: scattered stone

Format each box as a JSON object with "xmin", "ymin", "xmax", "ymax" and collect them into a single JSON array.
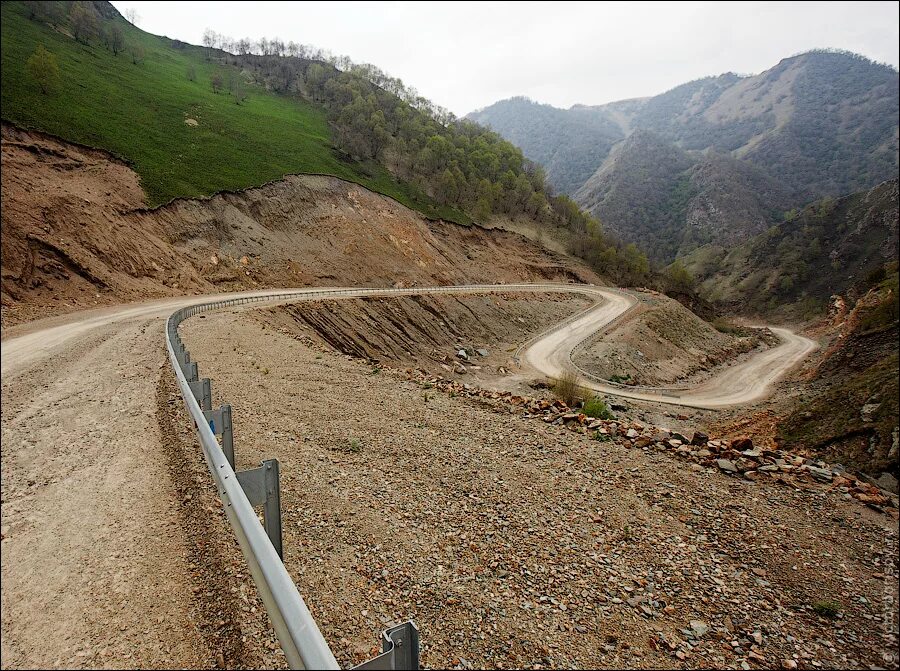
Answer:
[
  {"xmin": 876, "ymin": 472, "xmax": 899, "ymax": 494},
  {"xmin": 716, "ymin": 459, "xmax": 738, "ymax": 474},
  {"xmin": 860, "ymin": 402, "xmax": 881, "ymax": 423},
  {"xmin": 689, "ymin": 621, "xmax": 709, "ymax": 638},
  {"xmin": 691, "ymin": 431, "xmax": 709, "ymax": 446},
  {"xmin": 731, "ymin": 436, "xmax": 753, "ymax": 451}
]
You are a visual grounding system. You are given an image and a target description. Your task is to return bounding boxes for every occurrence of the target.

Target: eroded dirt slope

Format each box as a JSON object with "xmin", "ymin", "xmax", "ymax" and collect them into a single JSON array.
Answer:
[
  {"xmin": 1, "ymin": 123, "xmax": 599, "ymax": 326},
  {"xmin": 260, "ymin": 292, "xmax": 591, "ymax": 376}
]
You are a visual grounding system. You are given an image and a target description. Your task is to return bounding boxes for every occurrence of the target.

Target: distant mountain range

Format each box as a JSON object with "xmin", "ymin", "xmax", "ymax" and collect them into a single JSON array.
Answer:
[{"xmin": 468, "ymin": 50, "xmax": 899, "ymax": 262}]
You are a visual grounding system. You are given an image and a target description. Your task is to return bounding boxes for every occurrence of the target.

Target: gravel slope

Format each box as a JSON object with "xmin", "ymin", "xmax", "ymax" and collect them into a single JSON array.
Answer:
[{"xmin": 181, "ymin": 309, "xmax": 899, "ymax": 670}]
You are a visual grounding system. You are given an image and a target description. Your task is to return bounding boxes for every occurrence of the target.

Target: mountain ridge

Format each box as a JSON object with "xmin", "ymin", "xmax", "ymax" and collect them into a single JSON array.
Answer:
[{"xmin": 468, "ymin": 50, "xmax": 899, "ymax": 262}]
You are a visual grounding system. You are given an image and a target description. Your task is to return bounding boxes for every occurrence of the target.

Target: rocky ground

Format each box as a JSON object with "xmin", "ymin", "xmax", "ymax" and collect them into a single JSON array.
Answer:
[
  {"xmin": 180, "ymin": 308, "xmax": 899, "ymax": 670},
  {"xmin": 572, "ymin": 290, "xmax": 779, "ymax": 388}
]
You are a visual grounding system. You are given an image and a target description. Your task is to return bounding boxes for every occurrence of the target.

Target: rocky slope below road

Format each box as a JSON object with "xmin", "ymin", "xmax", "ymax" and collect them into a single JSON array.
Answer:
[
  {"xmin": 180, "ymin": 308, "xmax": 899, "ymax": 670},
  {"xmin": 0, "ymin": 123, "xmax": 598, "ymax": 327},
  {"xmin": 777, "ymin": 286, "xmax": 899, "ymax": 482}
]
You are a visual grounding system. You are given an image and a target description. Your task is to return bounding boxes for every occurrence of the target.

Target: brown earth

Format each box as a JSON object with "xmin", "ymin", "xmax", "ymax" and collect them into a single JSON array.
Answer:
[
  {"xmin": 1, "ymin": 123, "xmax": 599, "ymax": 327},
  {"xmin": 259, "ymin": 291, "xmax": 592, "ymax": 379},
  {"xmin": 0, "ymin": 310, "xmax": 280, "ymax": 669},
  {"xmin": 178, "ymin": 306, "xmax": 899, "ymax": 670},
  {"xmin": 571, "ymin": 290, "xmax": 776, "ymax": 387}
]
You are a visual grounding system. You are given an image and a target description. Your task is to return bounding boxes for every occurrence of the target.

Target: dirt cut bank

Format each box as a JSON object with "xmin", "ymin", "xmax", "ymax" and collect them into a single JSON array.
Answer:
[
  {"xmin": 1, "ymin": 123, "xmax": 599, "ymax": 327},
  {"xmin": 259, "ymin": 291, "xmax": 593, "ymax": 377}
]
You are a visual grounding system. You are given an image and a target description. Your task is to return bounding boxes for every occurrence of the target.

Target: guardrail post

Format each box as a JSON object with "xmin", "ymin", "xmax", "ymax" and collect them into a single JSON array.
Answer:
[
  {"xmin": 236, "ymin": 459, "xmax": 283, "ymax": 559},
  {"xmin": 263, "ymin": 460, "xmax": 282, "ymax": 560},
  {"xmin": 185, "ymin": 361, "xmax": 198, "ymax": 382},
  {"xmin": 202, "ymin": 404, "xmax": 234, "ymax": 468},
  {"xmin": 353, "ymin": 621, "xmax": 420, "ymax": 670},
  {"xmin": 221, "ymin": 404, "xmax": 235, "ymax": 469},
  {"xmin": 189, "ymin": 378, "xmax": 212, "ymax": 412}
]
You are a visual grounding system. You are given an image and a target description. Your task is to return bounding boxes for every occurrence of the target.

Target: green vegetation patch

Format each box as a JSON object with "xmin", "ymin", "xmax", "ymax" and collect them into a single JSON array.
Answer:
[{"xmin": 0, "ymin": 1, "xmax": 463, "ymax": 220}]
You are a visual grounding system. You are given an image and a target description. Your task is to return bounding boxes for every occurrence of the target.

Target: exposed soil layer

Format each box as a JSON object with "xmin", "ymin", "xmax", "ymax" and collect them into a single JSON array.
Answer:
[
  {"xmin": 571, "ymin": 290, "xmax": 776, "ymax": 386},
  {"xmin": 259, "ymin": 292, "xmax": 591, "ymax": 378},
  {"xmin": 1, "ymin": 123, "xmax": 599, "ymax": 327},
  {"xmin": 180, "ymin": 308, "xmax": 899, "ymax": 670}
]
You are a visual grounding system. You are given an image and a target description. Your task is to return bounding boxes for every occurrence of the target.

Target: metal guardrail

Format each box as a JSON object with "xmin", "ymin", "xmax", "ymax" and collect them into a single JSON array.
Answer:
[{"xmin": 165, "ymin": 283, "xmax": 590, "ymax": 669}]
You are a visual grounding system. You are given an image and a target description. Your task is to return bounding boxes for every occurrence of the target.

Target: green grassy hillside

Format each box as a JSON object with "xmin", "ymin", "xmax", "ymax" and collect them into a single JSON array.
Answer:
[{"xmin": 0, "ymin": 1, "xmax": 462, "ymax": 219}]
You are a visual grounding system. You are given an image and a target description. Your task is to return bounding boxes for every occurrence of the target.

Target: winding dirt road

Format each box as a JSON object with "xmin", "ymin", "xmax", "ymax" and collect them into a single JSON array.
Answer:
[
  {"xmin": 1, "ymin": 283, "xmax": 816, "ymax": 668},
  {"xmin": 521, "ymin": 287, "xmax": 818, "ymax": 409}
]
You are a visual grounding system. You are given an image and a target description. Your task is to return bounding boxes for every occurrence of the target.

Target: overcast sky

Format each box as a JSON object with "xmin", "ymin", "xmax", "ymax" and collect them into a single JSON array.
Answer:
[{"xmin": 111, "ymin": 1, "xmax": 899, "ymax": 116}]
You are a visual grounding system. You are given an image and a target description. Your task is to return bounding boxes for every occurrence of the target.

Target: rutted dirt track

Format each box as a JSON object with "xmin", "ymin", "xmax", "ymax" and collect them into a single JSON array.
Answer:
[
  {"xmin": 0, "ymin": 284, "xmax": 875, "ymax": 671},
  {"xmin": 521, "ymin": 288, "xmax": 819, "ymax": 408}
]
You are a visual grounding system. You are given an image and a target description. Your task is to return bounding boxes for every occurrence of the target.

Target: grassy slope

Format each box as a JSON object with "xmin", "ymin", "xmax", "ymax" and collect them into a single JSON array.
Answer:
[{"xmin": 0, "ymin": 2, "xmax": 466, "ymax": 222}]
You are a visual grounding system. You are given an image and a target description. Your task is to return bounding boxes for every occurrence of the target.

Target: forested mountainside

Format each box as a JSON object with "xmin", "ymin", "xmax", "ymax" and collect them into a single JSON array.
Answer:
[
  {"xmin": 469, "ymin": 51, "xmax": 899, "ymax": 263},
  {"xmin": 0, "ymin": 0, "xmax": 650, "ymax": 284},
  {"xmin": 572, "ymin": 130, "xmax": 795, "ymax": 261},
  {"xmin": 463, "ymin": 97, "xmax": 626, "ymax": 195},
  {"xmin": 683, "ymin": 179, "xmax": 899, "ymax": 318}
]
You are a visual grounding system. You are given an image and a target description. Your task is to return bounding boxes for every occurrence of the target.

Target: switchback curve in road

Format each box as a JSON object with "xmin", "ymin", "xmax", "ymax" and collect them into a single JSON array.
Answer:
[
  {"xmin": 0, "ymin": 283, "xmax": 815, "ymax": 667},
  {"xmin": 520, "ymin": 287, "xmax": 818, "ymax": 409}
]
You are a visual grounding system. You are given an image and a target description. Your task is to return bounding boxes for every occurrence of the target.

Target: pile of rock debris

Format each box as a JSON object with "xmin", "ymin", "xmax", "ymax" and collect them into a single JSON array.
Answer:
[{"xmin": 403, "ymin": 368, "xmax": 898, "ymax": 517}]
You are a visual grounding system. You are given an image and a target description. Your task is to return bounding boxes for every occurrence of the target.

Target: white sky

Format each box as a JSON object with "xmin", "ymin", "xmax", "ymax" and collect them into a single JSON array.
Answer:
[{"xmin": 111, "ymin": 1, "xmax": 900, "ymax": 116}]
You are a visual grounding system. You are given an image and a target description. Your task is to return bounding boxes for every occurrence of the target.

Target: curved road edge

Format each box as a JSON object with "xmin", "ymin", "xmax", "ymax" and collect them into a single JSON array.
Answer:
[
  {"xmin": 2, "ymin": 283, "xmax": 817, "ymax": 409},
  {"xmin": 521, "ymin": 288, "xmax": 818, "ymax": 409}
]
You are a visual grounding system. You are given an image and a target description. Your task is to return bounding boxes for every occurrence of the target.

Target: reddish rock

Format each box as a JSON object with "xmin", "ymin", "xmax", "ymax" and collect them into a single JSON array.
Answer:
[{"xmin": 731, "ymin": 436, "xmax": 754, "ymax": 451}]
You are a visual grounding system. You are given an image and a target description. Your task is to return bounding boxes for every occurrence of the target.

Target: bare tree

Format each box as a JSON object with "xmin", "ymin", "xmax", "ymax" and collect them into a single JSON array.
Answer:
[
  {"xmin": 123, "ymin": 7, "xmax": 140, "ymax": 26},
  {"xmin": 202, "ymin": 28, "xmax": 216, "ymax": 59},
  {"xmin": 211, "ymin": 71, "xmax": 223, "ymax": 93},
  {"xmin": 130, "ymin": 44, "xmax": 145, "ymax": 64},
  {"xmin": 109, "ymin": 23, "xmax": 125, "ymax": 55},
  {"xmin": 232, "ymin": 80, "xmax": 246, "ymax": 105},
  {"xmin": 69, "ymin": 1, "xmax": 99, "ymax": 44}
]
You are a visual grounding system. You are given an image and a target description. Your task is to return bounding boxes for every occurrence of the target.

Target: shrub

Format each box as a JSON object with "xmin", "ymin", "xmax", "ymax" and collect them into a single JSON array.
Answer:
[
  {"xmin": 711, "ymin": 317, "xmax": 743, "ymax": 335},
  {"xmin": 583, "ymin": 395, "xmax": 614, "ymax": 420},
  {"xmin": 812, "ymin": 600, "xmax": 841, "ymax": 618},
  {"xmin": 554, "ymin": 370, "xmax": 581, "ymax": 406}
]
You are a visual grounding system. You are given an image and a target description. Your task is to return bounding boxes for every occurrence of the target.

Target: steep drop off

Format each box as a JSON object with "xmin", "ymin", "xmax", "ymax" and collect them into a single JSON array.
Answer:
[{"xmin": 0, "ymin": 124, "xmax": 599, "ymax": 326}]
